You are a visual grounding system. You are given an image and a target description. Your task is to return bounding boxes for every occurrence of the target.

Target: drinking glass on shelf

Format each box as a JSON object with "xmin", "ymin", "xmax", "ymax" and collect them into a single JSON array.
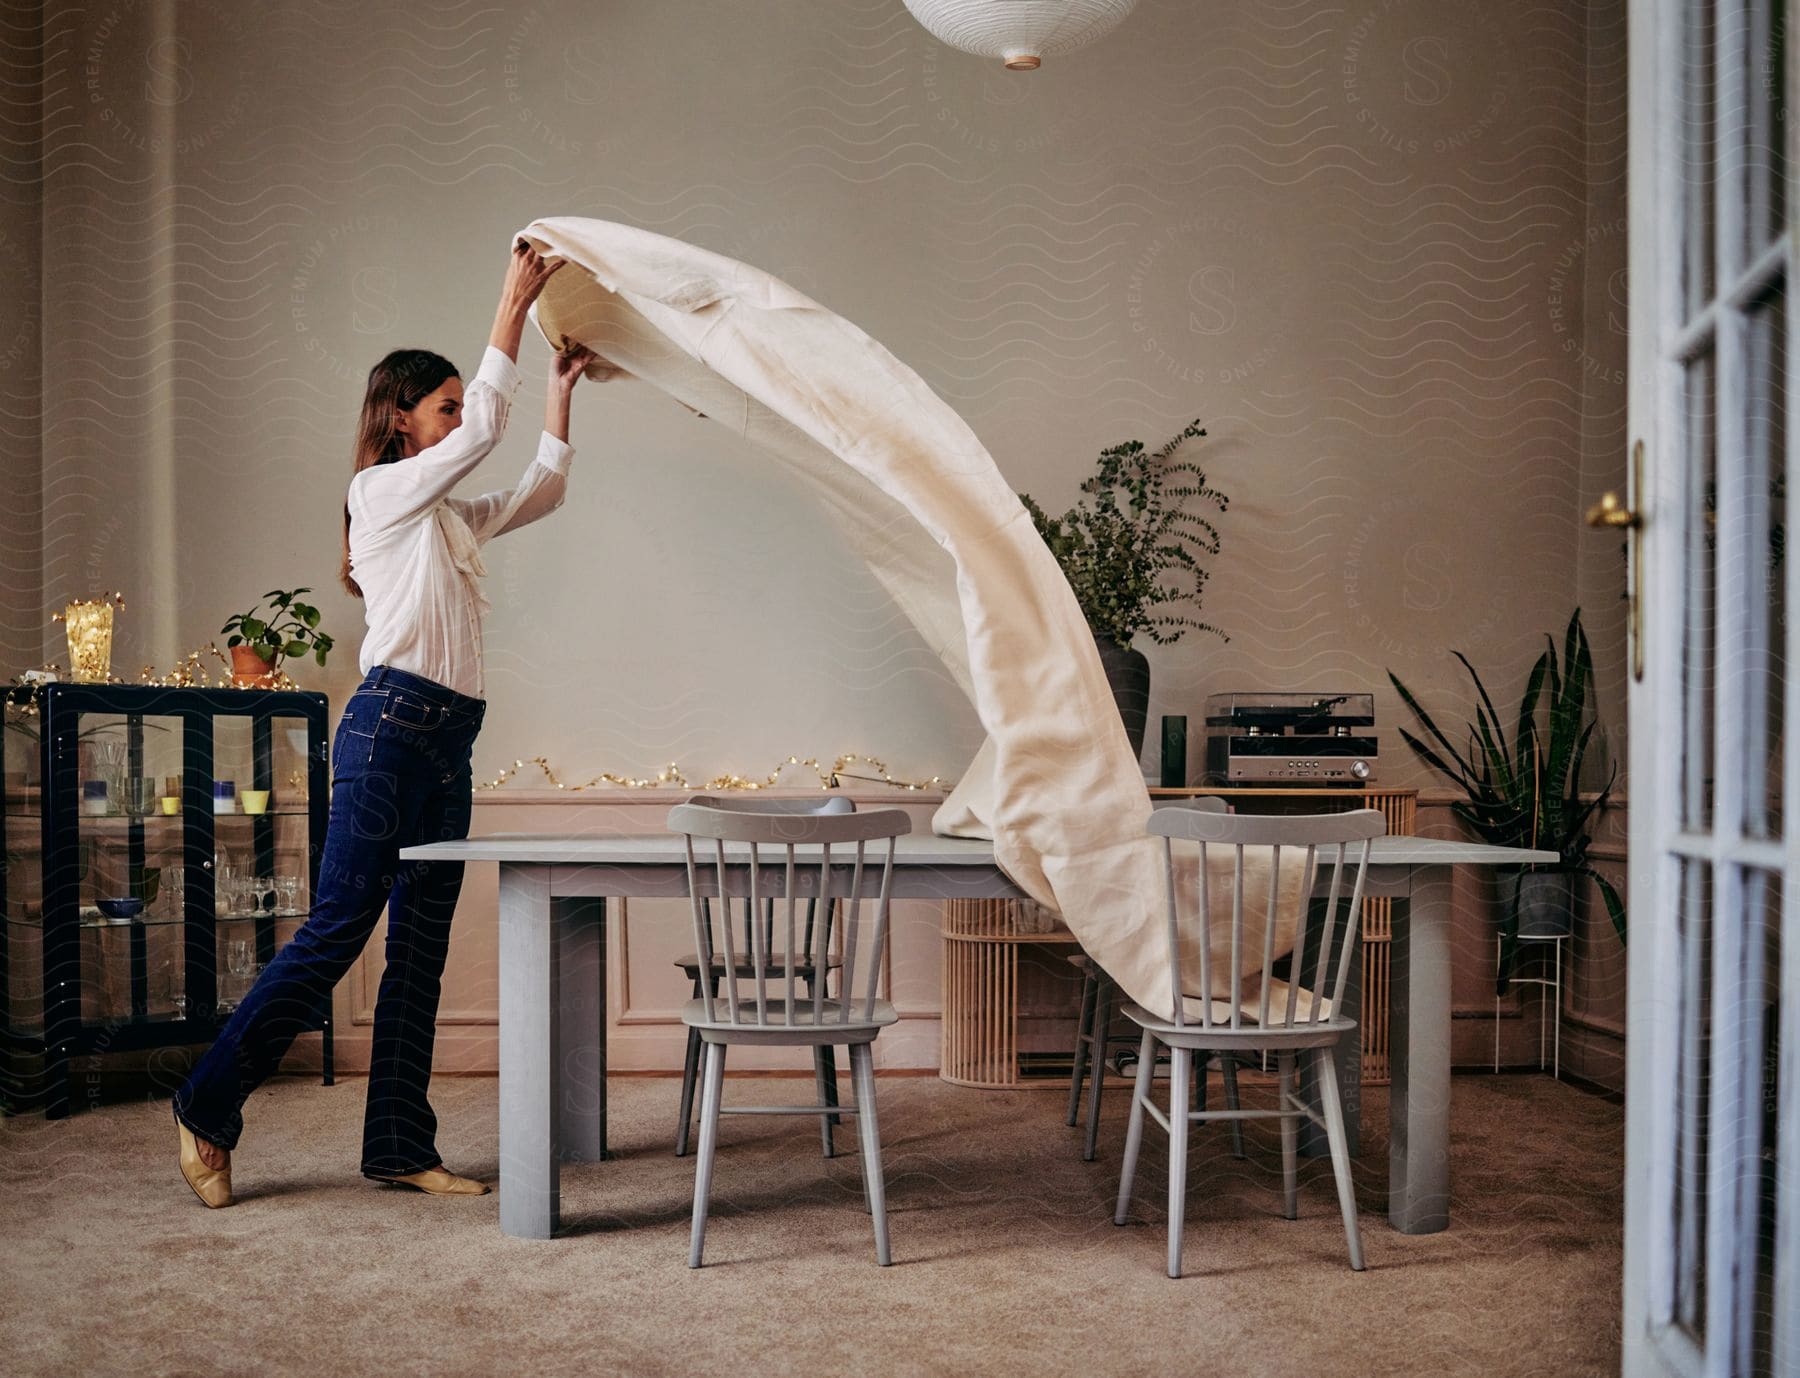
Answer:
[
  {"xmin": 161, "ymin": 865, "xmax": 186, "ymax": 921},
  {"xmin": 156, "ymin": 959, "xmax": 186, "ymax": 1020},
  {"xmin": 228, "ymin": 938, "xmax": 254, "ymax": 977},
  {"xmin": 223, "ymin": 937, "xmax": 256, "ymax": 1007},
  {"xmin": 254, "ymin": 877, "xmax": 276, "ymax": 916},
  {"xmin": 125, "ymin": 777, "xmax": 159, "ymax": 817},
  {"xmin": 275, "ymin": 874, "xmax": 301, "ymax": 916},
  {"xmin": 215, "ymin": 864, "xmax": 243, "ymax": 917},
  {"xmin": 89, "ymin": 739, "xmax": 127, "ymax": 814}
]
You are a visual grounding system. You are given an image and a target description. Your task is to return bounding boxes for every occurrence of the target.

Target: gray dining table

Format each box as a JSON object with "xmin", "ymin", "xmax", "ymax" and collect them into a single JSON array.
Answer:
[{"xmin": 399, "ymin": 831, "xmax": 1554, "ymax": 1241}]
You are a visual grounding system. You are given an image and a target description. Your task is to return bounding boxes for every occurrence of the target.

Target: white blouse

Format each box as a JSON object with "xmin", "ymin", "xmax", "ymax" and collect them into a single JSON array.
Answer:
[{"xmin": 347, "ymin": 346, "xmax": 573, "ymax": 699}]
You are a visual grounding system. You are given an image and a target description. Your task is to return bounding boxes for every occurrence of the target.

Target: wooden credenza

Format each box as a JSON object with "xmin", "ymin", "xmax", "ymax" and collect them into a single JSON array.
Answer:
[{"xmin": 938, "ymin": 787, "xmax": 1418, "ymax": 1089}]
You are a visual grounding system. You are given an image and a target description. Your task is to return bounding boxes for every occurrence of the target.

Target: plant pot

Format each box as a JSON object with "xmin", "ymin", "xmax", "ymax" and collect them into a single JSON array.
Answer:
[
  {"xmin": 1512, "ymin": 870, "xmax": 1574, "ymax": 938},
  {"xmin": 229, "ymin": 645, "xmax": 279, "ymax": 689},
  {"xmin": 1093, "ymin": 632, "xmax": 1150, "ymax": 760}
]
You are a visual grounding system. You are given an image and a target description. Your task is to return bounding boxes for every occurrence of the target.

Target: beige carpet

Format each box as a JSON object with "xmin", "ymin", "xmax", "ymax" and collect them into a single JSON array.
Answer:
[{"xmin": 0, "ymin": 1070, "xmax": 1622, "ymax": 1377}]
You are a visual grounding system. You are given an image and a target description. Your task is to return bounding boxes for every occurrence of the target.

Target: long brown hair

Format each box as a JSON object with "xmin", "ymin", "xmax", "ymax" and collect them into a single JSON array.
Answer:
[{"xmin": 341, "ymin": 349, "xmax": 458, "ymax": 598}]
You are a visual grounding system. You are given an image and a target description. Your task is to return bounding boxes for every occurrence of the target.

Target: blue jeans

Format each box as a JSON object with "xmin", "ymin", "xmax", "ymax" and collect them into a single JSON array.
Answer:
[{"xmin": 174, "ymin": 666, "xmax": 486, "ymax": 1177}]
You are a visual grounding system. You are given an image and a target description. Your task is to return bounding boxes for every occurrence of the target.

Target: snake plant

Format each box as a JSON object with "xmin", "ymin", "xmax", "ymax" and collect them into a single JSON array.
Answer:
[{"xmin": 1389, "ymin": 608, "xmax": 1626, "ymax": 989}]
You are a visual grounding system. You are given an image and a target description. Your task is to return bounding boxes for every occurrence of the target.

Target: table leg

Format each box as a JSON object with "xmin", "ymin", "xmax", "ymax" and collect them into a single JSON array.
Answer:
[
  {"xmin": 1390, "ymin": 864, "xmax": 1453, "ymax": 1234},
  {"xmin": 556, "ymin": 895, "xmax": 607, "ymax": 1162},
  {"xmin": 499, "ymin": 864, "xmax": 559, "ymax": 1239}
]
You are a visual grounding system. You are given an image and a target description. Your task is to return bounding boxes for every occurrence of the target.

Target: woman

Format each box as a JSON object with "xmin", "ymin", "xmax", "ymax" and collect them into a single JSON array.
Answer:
[{"xmin": 175, "ymin": 241, "xmax": 599, "ymax": 1206}]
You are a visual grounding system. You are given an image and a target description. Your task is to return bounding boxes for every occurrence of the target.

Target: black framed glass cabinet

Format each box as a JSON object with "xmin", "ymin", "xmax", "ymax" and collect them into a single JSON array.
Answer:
[{"xmin": 2, "ymin": 683, "xmax": 332, "ymax": 1117}]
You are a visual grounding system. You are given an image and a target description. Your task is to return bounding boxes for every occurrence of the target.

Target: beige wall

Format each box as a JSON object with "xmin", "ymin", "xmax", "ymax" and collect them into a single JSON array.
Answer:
[
  {"xmin": 1, "ymin": 4, "xmax": 44, "ymax": 675},
  {"xmin": 8, "ymin": 0, "xmax": 1630, "ymax": 1082}
]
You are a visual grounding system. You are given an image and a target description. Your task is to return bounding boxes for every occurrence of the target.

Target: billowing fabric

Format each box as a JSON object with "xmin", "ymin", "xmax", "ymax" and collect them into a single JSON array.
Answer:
[{"xmin": 517, "ymin": 217, "xmax": 1295, "ymax": 1015}]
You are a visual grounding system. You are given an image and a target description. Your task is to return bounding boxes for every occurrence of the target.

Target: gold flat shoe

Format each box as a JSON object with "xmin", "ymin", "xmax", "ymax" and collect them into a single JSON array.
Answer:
[
  {"xmin": 365, "ymin": 1166, "xmax": 489, "ymax": 1196},
  {"xmin": 177, "ymin": 1119, "xmax": 233, "ymax": 1209}
]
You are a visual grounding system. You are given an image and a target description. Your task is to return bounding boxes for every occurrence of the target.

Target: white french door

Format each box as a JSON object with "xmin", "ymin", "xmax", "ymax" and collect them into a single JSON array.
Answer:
[{"xmin": 1623, "ymin": 1, "xmax": 1797, "ymax": 1375}]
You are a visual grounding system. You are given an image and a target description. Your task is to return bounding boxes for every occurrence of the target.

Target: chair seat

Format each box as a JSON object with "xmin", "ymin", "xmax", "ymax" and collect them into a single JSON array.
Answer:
[
  {"xmin": 682, "ymin": 996, "xmax": 897, "ymax": 1045},
  {"xmin": 1121, "ymin": 1000, "xmax": 1355, "ymax": 1050},
  {"xmin": 673, "ymin": 951, "xmax": 840, "ymax": 979}
]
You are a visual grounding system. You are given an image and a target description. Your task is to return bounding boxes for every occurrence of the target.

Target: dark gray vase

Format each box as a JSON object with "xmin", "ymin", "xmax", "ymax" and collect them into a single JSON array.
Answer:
[
  {"xmin": 1093, "ymin": 633, "xmax": 1150, "ymax": 760},
  {"xmin": 1513, "ymin": 870, "xmax": 1574, "ymax": 938}
]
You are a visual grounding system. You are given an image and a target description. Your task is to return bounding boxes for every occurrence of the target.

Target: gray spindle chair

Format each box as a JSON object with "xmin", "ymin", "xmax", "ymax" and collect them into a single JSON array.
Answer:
[
  {"xmin": 671, "ymin": 794, "xmax": 854, "ymax": 1158},
  {"xmin": 1113, "ymin": 807, "xmax": 1384, "ymax": 1278},
  {"xmin": 1066, "ymin": 796, "xmax": 1244, "ymax": 1163},
  {"xmin": 669, "ymin": 801, "xmax": 913, "ymax": 1268}
]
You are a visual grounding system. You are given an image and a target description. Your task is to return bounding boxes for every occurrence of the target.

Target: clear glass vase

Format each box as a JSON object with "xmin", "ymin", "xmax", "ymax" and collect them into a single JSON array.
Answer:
[{"xmin": 63, "ymin": 600, "xmax": 115, "ymax": 683}]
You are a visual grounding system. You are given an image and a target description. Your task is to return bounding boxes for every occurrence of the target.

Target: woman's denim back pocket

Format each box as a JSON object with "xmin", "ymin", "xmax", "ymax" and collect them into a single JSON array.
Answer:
[
  {"xmin": 331, "ymin": 690, "xmax": 384, "ymax": 775},
  {"xmin": 380, "ymin": 691, "xmax": 445, "ymax": 733}
]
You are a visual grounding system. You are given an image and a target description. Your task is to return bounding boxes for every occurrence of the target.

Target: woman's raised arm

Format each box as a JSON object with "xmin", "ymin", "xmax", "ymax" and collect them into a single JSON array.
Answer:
[{"xmin": 488, "ymin": 239, "xmax": 563, "ymax": 362}]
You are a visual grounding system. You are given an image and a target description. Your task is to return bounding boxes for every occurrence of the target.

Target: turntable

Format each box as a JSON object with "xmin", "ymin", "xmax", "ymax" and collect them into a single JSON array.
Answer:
[{"xmin": 1201, "ymin": 692, "xmax": 1378, "ymax": 786}]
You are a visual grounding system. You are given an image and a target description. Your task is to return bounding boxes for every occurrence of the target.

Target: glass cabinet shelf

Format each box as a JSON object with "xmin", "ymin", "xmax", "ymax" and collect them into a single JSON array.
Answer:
[{"xmin": 3, "ymin": 911, "xmax": 314, "ymax": 929}]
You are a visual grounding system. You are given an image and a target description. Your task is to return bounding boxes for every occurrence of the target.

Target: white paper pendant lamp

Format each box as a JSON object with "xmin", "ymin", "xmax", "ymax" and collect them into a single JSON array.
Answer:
[{"xmin": 902, "ymin": 0, "xmax": 1139, "ymax": 70}]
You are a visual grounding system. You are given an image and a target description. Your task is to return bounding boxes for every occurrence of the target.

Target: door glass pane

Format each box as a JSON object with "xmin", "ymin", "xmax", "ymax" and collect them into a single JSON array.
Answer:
[
  {"xmin": 1747, "ymin": 289, "xmax": 1787, "ymax": 839},
  {"xmin": 1754, "ymin": 0, "xmax": 1789, "ymax": 249},
  {"xmin": 1750, "ymin": 867, "xmax": 1782, "ymax": 1373},
  {"xmin": 211, "ymin": 714, "xmax": 313, "ymax": 1013},
  {"xmin": 1686, "ymin": 0, "xmax": 1718, "ymax": 318},
  {"xmin": 3, "ymin": 702, "xmax": 42, "ymax": 1036},
  {"xmin": 3, "ymin": 702, "xmax": 41, "ymax": 923},
  {"xmin": 1687, "ymin": 353, "xmax": 1720, "ymax": 830},
  {"xmin": 73, "ymin": 710, "xmax": 187, "ymax": 1027},
  {"xmin": 1676, "ymin": 857, "xmax": 1715, "ymax": 1339},
  {"xmin": 1742, "ymin": 0, "xmax": 1789, "ymax": 257}
]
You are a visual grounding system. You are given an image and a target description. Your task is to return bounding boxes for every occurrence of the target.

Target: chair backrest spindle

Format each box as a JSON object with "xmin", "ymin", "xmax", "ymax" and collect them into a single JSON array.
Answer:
[
  {"xmin": 1256, "ymin": 844, "xmax": 1282, "ymax": 1029},
  {"xmin": 1230, "ymin": 848, "xmax": 1245, "ymax": 1030},
  {"xmin": 1329, "ymin": 837, "xmax": 1374, "ymax": 1016},
  {"xmin": 683, "ymin": 836, "xmax": 716, "ymax": 1023},
  {"xmin": 1163, "ymin": 836, "xmax": 1187, "ymax": 1029},
  {"xmin": 863, "ymin": 837, "xmax": 895, "ymax": 1023},
  {"xmin": 1281, "ymin": 843, "xmax": 1321, "ymax": 1029},
  {"xmin": 712, "ymin": 838, "xmax": 741, "ymax": 1024},
  {"xmin": 783, "ymin": 847, "xmax": 798, "ymax": 1025}
]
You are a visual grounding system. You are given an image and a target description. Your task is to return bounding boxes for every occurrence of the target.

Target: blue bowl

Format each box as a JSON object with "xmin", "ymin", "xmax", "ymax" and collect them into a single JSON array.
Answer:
[{"xmin": 97, "ymin": 897, "xmax": 145, "ymax": 920}]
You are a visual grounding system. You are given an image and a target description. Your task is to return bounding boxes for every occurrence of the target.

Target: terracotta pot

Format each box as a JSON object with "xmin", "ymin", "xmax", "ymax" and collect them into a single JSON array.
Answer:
[
  {"xmin": 1092, "ymin": 632, "xmax": 1150, "ymax": 760},
  {"xmin": 229, "ymin": 644, "xmax": 279, "ymax": 689}
]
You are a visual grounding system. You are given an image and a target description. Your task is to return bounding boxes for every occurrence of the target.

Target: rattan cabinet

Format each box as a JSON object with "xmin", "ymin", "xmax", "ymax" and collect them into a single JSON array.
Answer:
[{"xmin": 1, "ymin": 683, "xmax": 332, "ymax": 1117}]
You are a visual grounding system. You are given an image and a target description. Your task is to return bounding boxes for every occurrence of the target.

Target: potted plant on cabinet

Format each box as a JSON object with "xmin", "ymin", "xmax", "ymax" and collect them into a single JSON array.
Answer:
[
  {"xmin": 1388, "ymin": 607, "xmax": 1626, "ymax": 989},
  {"xmin": 221, "ymin": 588, "xmax": 335, "ymax": 688},
  {"xmin": 1018, "ymin": 420, "xmax": 1229, "ymax": 757}
]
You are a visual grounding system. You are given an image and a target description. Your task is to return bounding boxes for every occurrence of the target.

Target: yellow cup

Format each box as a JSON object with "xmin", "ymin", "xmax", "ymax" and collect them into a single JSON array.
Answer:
[
  {"xmin": 241, "ymin": 789, "xmax": 271, "ymax": 815},
  {"xmin": 159, "ymin": 796, "xmax": 180, "ymax": 815}
]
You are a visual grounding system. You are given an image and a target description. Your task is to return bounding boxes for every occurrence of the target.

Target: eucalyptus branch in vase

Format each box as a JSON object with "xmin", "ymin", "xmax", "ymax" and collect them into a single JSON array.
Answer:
[
  {"xmin": 1019, "ymin": 419, "xmax": 1231, "ymax": 760},
  {"xmin": 1019, "ymin": 420, "xmax": 1230, "ymax": 649}
]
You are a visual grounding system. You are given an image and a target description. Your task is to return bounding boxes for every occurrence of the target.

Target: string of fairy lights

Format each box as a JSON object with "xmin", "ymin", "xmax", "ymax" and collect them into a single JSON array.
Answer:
[
  {"xmin": 11, "ymin": 599, "xmax": 948, "ymax": 794},
  {"xmin": 474, "ymin": 752, "xmax": 945, "ymax": 793},
  {"xmin": 6, "ymin": 645, "xmax": 306, "ymax": 716}
]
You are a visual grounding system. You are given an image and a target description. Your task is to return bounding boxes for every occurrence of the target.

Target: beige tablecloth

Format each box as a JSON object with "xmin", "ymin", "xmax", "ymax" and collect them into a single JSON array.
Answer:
[{"xmin": 515, "ymin": 217, "xmax": 1300, "ymax": 1016}]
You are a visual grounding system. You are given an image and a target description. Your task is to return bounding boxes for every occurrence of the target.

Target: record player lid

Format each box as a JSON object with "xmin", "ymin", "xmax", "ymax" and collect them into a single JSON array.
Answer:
[{"xmin": 1204, "ymin": 691, "xmax": 1375, "ymax": 730}]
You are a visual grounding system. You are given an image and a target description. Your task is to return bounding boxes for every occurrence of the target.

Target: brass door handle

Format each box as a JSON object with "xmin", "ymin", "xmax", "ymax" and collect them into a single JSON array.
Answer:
[
  {"xmin": 1585, "ymin": 490, "xmax": 1640, "ymax": 529},
  {"xmin": 1586, "ymin": 442, "xmax": 1646, "ymax": 681}
]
